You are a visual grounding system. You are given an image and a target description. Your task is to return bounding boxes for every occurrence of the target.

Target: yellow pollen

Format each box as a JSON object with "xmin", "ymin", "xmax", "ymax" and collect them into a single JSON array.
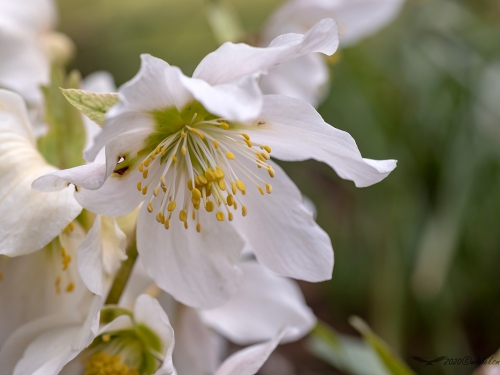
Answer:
[
  {"xmin": 205, "ymin": 200, "xmax": 215, "ymax": 212},
  {"xmin": 164, "ymin": 220, "xmax": 170, "ymax": 229},
  {"xmin": 263, "ymin": 145, "xmax": 272, "ymax": 153},
  {"xmin": 266, "ymin": 183, "xmax": 272, "ymax": 194},
  {"xmin": 142, "ymin": 169, "xmax": 149, "ymax": 179},
  {"xmin": 69, "ymin": 222, "xmax": 74, "ymax": 232},
  {"xmin": 179, "ymin": 210, "xmax": 187, "ymax": 222},
  {"xmin": 192, "ymin": 188, "xmax": 202, "ymax": 199},
  {"xmin": 227, "ymin": 194, "xmax": 234, "ymax": 206},
  {"xmin": 196, "ymin": 223, "xmax": 201, "ymax": 232},
  {"xmin": 236, "ymin": 180, "xmax": 246, "ymax": 194},
  {"xmin": 161, "ymin": 146, "xmax": 167, "ymax": 155},
  {"xmin": 156, "ymin": 145, "xmax": 162, "ymax": 154},
  {"xmin": 147, "ymin": 202, "xmax": 154, "ymax": 213},
  {"xmin": 153, "ymin": 186, "xmax": 160, "ymax": 196},
  {"xmin": 137, "ymin": 182, "xmax": 142, "ymax": 191},
  {"xmin": 256, "ymin": 153, "xmax": 264, "ymax": 162},
  {"xmin": 187, "ymin": 179, "xmax": 194, "ymax": 190},
  {"xmin": 66, "ymin": 282, "xmax": 74, "ymax": 293},
  {"xmin": 181, "ymin": 131, "xmax": 186, "ymax": 137},
  {"xmin": 84, "ymin": 352, "xmax": 138, "ymax": 375},
  {"xmin": 228, "ymin": 212, "xmax": 233, "ymax": 221},
  {"xmin": 184, "ymin": 221, "xmax": 188, "ymax": 229},
  {"xmin": 55, "ymin": 277, "xmax": 61, "ymax": 294},
  {"xmin": 138, "ymin": 164, "xmax": 144, "ymax": 172},
  {"xmin": 172, "ymin": 155, "xmax": 178, "ymax": 163},
  {"xmin": 162, "ymin": 186, "xmax": 167, "ymax": 193},
  {"xmin": 205, "ymin": 169, "xmax": 215, "ymax": 182},
  {"xmin": 142, "ymin": 186, "xmax": 148, "ymax": 195},
  {"xmin": 102, "ymin": 334, "xmax": 111, "ymax": 342},
  {"xmin": 144, "ymin": 159, "xmax": 150, "ymax": 167},
  {"xmin": 242, "ymin": 205, "xmax": 248, "ymax": 217},
  {"xmin": 267, "ymin": 166, "xmax": 275, "ymax": 178},
  {"xmin": 216, "ymin": 211, "xmax": 225, "ymax": 221},
  {"xmin": 213, "ymin": 140, "xmax": 219, "ymax": 148},
  {"xmin": 167, "ymin": 201, "xmax": 177, "ymax": 212},
  {"xmin": 242, "ymin": 133, "xmax": 250, "ymax": 140},
  {"xmin": 62, "ymin": 255, "xmax": 71, "ymax": 270},
  {"xmin": 190, "ymin": 128, "xmax": 205, "ymax": 139},
  {"xmin": 245, "ymin": 139, "xmax": 253, "ymax": 147},
  {"xmin": 196, "ymin": 175, "xmax": 208, "ymax": 185},
  {"xmin": 261, "ymin": 151, "xmax": 270, "ymax": 160},
  {"xmin": 161, "ymin": 175, "xmax": 166, "ymax": 186},
  {"xmin": 218, "ymin": 179, "xmax": 226, "ymax": 191},
  {"xmin": 192, "ymin": 211, "xmax": 196, "ymax": 220},
  {"xmin": 231, "ymin": 182, "xmax": 237, "ymax": 195},
  {"xmin": 214, "ymin": 167, "xmax": 224, "ymax": 179},
  {"xmin": 226, "ymin": 151, "xmax": 235, "ymax": 160},
  {"xmin": 220, "ymin": 122, "xmax": 229, "ymax": 130},
  {"xmin": 258, "ymin": 186, "xmax": 264, "ymax": 195},
  {"xmin": 181, "ymin": 146, "xmax": 186, "ymax": 155},
  {"xmin": 234, "ymin": 201, "xmax": 238, "ymax": 210}
]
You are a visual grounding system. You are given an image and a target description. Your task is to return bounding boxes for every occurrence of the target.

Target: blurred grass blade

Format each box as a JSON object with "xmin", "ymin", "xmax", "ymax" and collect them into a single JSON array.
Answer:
[
  {"xmin": 308, "ymin": 321, "xmax": 391, "ymax": 375},
  {"xmin": 349, "ymin": 317, "xmax": 416, "ymax": 375},
  {"xmin": 61, "ymin": 89, "xmax": 119, "ymax": 127}
]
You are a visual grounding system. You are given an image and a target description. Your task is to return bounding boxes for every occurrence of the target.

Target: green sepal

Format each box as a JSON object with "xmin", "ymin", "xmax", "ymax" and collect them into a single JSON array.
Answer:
[{"xmin": 61, "ymin": 88, "xmax": 119, "ymax": 126}]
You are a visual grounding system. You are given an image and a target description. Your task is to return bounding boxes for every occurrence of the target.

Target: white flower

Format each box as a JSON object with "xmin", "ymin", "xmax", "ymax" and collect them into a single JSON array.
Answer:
[
  {"xmin": 0, "ymin": 89, "xmax": 81, "ymax": 257},
  {"xmin": 0, "ymin": 0, "xmax": 73, "ymax": 136},
  {"xmin": 259, "ymin": 0, "xmax": 405, "ymax": 106},
  {"xmin": 34, "ymin": 19, "xmax": 396, "ymax": 309}
]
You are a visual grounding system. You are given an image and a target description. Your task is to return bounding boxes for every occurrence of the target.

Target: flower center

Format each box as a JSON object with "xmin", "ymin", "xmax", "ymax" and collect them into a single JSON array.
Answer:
[
  {"xmin": 137, "ymin": 115, "xmax": 274, "ymax": 232},
  {"xmin": 85, "ymin": 352, "xmax": 138, "ymax": 375}
]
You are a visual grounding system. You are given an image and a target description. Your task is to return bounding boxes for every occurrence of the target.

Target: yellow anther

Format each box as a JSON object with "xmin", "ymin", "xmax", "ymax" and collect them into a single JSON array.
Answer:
[
  {"xmin": 242, "ymin": 205, "xmax": 248, "ymax": 216},
  {"xmin": 172, "ymin": 155, "xmax": 178, "ymax": 163},
  {"xmin": 69, "ymin": 222, "xmax": 74, "ymax": 231},
  {"xmin": 218, "ymin": 179, "xmax": 226, "ymax": 191},
  {"xmin": 241, "ymin": 133, "xmax": 250, "ymax": 140},
  {"xmin": 164, "ymin": 220, "xmax": 170, "ymax": 229},
  {"xmin": 156, "ymin": 145, "xmax": 162, "ymax": 154},
  {"xmin": 161, "ymin": 146, "xmax": 166, "ymax": 155},
  {"xmin": 231, "ymin": 182, "xmax": 237, "ymax": 195},
  {"xmin": 181, "ymin": 131, "xmax": 186, "ymax": 137},
  {"xmin": 245, "ymin": 139, "xmax": 253, "ymax": 147},
  {"xmin": 147, "ymin": 202, "xmax": 154, "ymax": 213},
  {"xmin": 267, "ymin": 166, "xmax": 275, "ymax": 178},
  {"xmin": 258, "ymin": 186, "xmax": 264, "ymax": 195},
  {"xmin": 226, "ymin": 194, "xmax": 234, "ymax": 206},
  {"xmin": 228, "ymin": 212, "xmax": 233, "ymax": 221},
  {"xmin": 213, "ymin": 140, "xmax": 219, "ymax": 149},
  {"xmin": 196, "ymin": 223, "xmax": 201, "ymax": 232},
  {"xmin": 192, "ymin": 211, "xmax": 196, "ymax": 220},
  {"xmin": 62, "ymin": 255, "xmax": 71, "ymax": 270},
  {"xmin": 102, "ymin": 334, "xmax": 111, "ymax": 342},
  {"xmin": 142, "ymin": 186, "xmax": 148, "ymax": 195},
  {"xmin": 234, "ymin": 201, "xmax": 238, "ymax": 210},
  {"xmin": 256, "ymin": 153, "xmax": 264, "ymax": 162},
  {"xmin": 138, "ymin": 164, "xmax": 144, "ymax": 172},
  {"xmin": 84, "ymin": 352, "xmax": 137, "ymax": 375},
  {"xmin": 226, "ymin": 151, "xmax": 235, "ymax": 160},
  {"xmin": 236, "ymin": 180, "xmax": 246, "ymax": 194},
  {"xmin": 190, "ymin": 128, "xmax": 205, "ymax": 139},
  {"xmin": 153, "ymin": 186, "xmax": 160, "ymax": 196},
  {"xmin": 196, "ymin": 175, "xmax": 208, "ymax": 185},
  {"xmin": 261, "ymin": 151, "xmax": 270, "ymax": 160},
  {"xmin": 263, "ymin": 145, "xmax": 271, "ymax": 153},
  {"xmin": 61, "ymin": 247, "xmax": 67, "ymax": 258},
  {"xmin": 216, "ymin": 211, "xmax": 225, "ymax": 221},
  {"xmin": 156, "ymin": 213, "xmax": 162, "ymax": 223},
  {"xmin": 162, "ymin": 186, "xmax": 167, "ymax": 193},
  {"xmin": 205, "ymin": 200, "xmax": 215, "ymax": 212},
  {"xmin": 184, "ymin": 221, "xmax": 188, "ymax": 229},
  {"xmin": 142, "ymin": 169, "xmax": 149, "ymax": 179},
  {"xmin": 214, "ymin": 167, "xmax": 225, "ymax": 179},
  {"xmin": 205, "ymin": 169, "xmax": 215, "ymax": 182},
  {"xmin": 192, "ymin": 188, "xmax": 202, "ymax": 199},
  {"xmin": 179, "ymin": 210, "xmax": 187, "ymax": 222},
  {"xmin": 220, "ymin": 122, "xmax": 229, "ymax": 130},
  {"xmin": 181, "ymin": 147, "xmax": 186, "ymax": 155},
  {"xmin": 266, "ymin": 183, "xmax": 272, "ymax": 194},
  {"xmin": 160, "ymin": 175, "xmax": 166, "ymax": 186},
  {"xmin": 167, "ymin": 201, "xmax": 176, "ymax": 212},
  {"xmin": 66, "ymin": 282, "xmax": 74, "ymax": 293},
  {"xmin": 144, "ymin": 158, "xmax": 150, "ymax": 167},
  {"xmin": 137, "ymin": 182, "xmax": 142, "ymax": 191}
]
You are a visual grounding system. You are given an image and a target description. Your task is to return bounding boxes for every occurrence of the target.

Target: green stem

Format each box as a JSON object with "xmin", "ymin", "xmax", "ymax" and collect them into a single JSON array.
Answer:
[{"xmin": 105, "ymin": 230, "xmax": 139, "ymax": 305}]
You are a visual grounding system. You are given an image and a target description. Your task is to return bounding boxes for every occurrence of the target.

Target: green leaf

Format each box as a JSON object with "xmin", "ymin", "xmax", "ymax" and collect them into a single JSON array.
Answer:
[
  {"xmin": 308, "ymin": 321, "xmax": 391, "ymax": 375},
  {"xmin": 349, "ymin": 317, "xmax": 416, "ymax": 375},
  {"xmin": 61, "ymin": 88, "xmax": 119, "ymax": 126}
]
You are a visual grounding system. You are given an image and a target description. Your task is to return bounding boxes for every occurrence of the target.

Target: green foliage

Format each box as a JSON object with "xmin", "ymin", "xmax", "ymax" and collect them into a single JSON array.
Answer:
[
  {"xmin": 38, "ymin": 66, "xmax": 86, "ymax": 169},
  {"xmin": 61, "ymin": 88, "xmax": 119, "ymax": 126}
]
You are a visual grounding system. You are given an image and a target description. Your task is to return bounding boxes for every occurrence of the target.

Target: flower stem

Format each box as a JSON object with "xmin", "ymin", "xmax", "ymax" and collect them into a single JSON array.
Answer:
[{"xmin": 105, "ymin": 230, "xmax": 138, "ymax": 305}]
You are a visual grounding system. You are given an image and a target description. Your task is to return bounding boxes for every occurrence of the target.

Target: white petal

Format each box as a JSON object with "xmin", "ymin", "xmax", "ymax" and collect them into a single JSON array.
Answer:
[
  {"xmin": 263, "ymin": 0, "xmax": 404, "ymax": 47},
  {"xmin": 259, "ymin": 53, "xmax": 329, "ymax": 107},
  {"xmin": 32, "ymin": 162, "xmax": 107, "ymax": 191},
  {"xmin": 120, "ymin": 258, "xmax": 155, "ymax": 309},
  {"xmin": 0, "ymin": 90, "xmax": 81, "ymax": 256},
  {"xmin": 134, "ymin": 295, "xmax": 175, "ymax": 374},
  {"xmin": 200, "ymin": 260, "xmax": 316, "ymax": 345},
  {"xmin": 250, "ymin": 95, "xmax": 397, "ymax": 187},
  {"xmin": 77, "ymin": 215, "xmax": 127, "ymax": 296},
  {"xmin": 193, "ymin": 18, "xmax": 338, "ymax": 86},
  {"xmin": 231, "ymin": 160, "xmax": 333, "ymax": 282},
  {"xmin": 137, "ymin": 203, "xmax": 245, "ymax": 309},
  {"xmin": 173, "ymin": 306, "xmax": 220, "ymax": 375},
  {"xmin": 214, "ymin": 327, "xmax": 296, "ymax": 375},
  {"xmin": 0, "ymin": 0, "xmax": 56, "ymax": 35}
]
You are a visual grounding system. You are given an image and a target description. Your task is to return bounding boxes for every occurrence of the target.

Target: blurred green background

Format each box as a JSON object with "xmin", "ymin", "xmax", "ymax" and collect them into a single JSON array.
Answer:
[{"xmin": 56, "ymin": 0, "xmax": 500, "ymax": 373}]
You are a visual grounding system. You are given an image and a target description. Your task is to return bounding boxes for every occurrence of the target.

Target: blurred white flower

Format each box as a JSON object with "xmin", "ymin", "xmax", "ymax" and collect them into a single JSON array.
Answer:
[
  {"xmin": 0, "ymin": 0, "xmax": 74, "ymax": 136},
  {"xmin": 260, "ymin": 0, "xmax": 405, "ymax": 106},
  {"xmin": 0, "ymin": 89, "xmax": 81, "ymax": 257},
  {"xmin": 34, "ymin": 19, "xmax": 396, "ymax": 309}
]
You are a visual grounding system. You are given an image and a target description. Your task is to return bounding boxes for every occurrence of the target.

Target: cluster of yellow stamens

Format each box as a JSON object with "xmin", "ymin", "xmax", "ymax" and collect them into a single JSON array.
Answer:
[
  {"xmin": 85, "ymin": 352, "xmax": 139, "ymax": 375},
  {"xmin": 136, "ymin": 118, "xmax": 274, "ymax": 232}
]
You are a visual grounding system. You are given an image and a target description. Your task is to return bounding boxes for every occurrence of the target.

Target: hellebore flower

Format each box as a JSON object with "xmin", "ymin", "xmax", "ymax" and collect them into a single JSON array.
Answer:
[
  {"xmin": 259, "ymin": 0, "xmax": 405, "ymax": 106},
  {"xmin": 0, "ymin": 89, "xmax": 81, "ymax": 257},
  {"xmin": 34, "ymin": 19, "xmax": 396, "ymax": 309}
]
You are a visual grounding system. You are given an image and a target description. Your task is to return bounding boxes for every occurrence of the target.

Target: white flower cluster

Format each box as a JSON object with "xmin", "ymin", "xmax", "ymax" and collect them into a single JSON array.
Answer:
[{"xmin": 0, "ymin": 0, "xmax": 402, "ymax": 374}]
